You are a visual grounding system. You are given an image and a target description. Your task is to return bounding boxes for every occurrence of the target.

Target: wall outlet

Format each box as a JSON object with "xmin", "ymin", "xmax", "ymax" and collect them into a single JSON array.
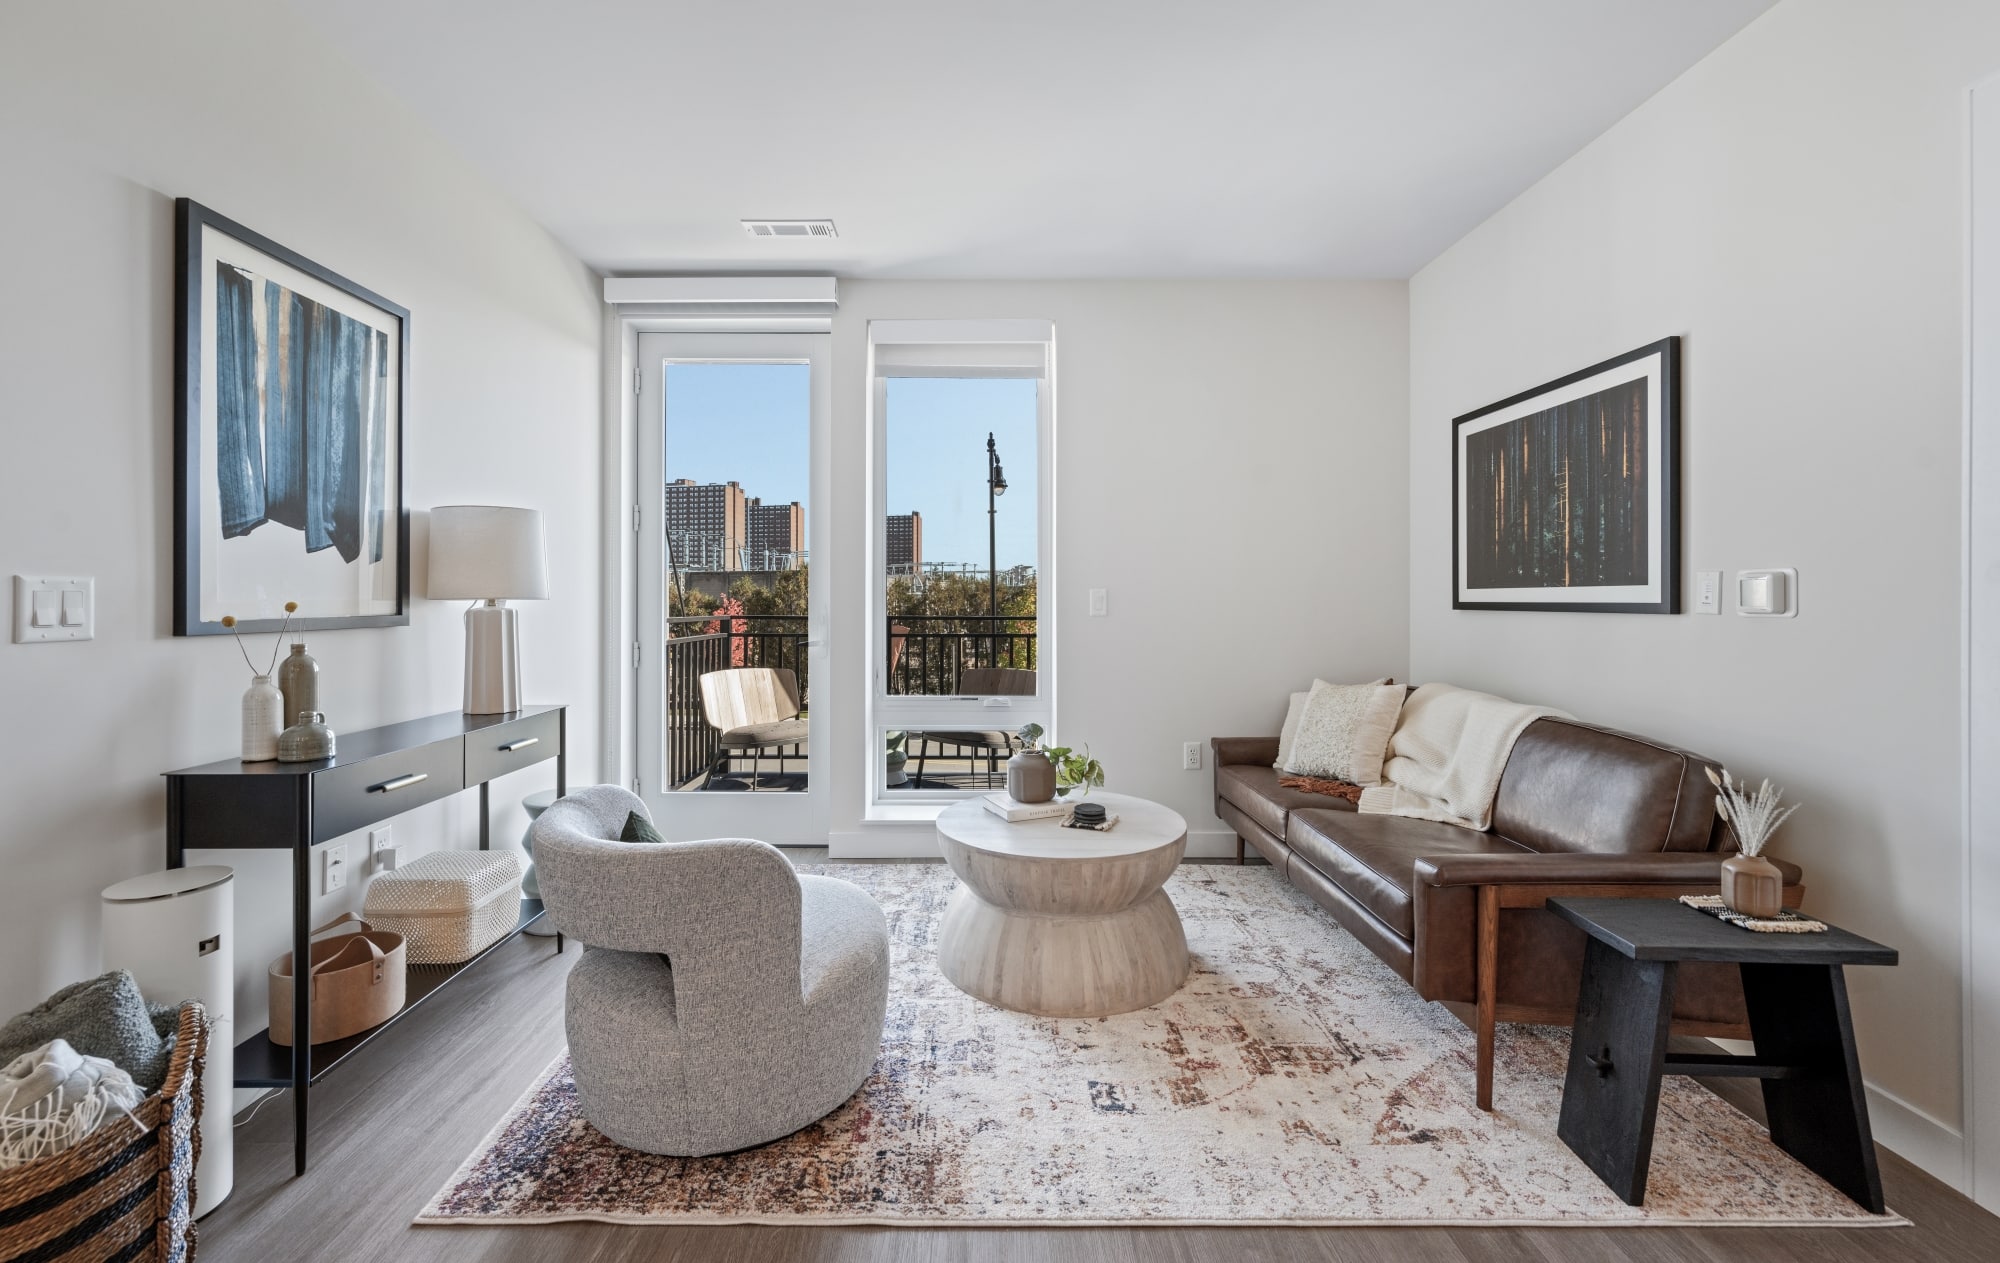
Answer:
[
  {"xmin": 369, "ymin": 827, "xmax": 397, "ymax": 872},
  {"xmin": 322, "ymin": 843, "xmax": 346, "ymax": 894},
  {"xmin": 1182, "ymin": 741, "xmax": 1202, "ymax": 771}
]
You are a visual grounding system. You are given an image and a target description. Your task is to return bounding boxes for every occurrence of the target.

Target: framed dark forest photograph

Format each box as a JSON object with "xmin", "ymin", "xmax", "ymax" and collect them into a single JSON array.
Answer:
[
  {"xmin": 1452, "ymin": 337, "xmax": 1680, "ymax": 614},
  {"xmin": 174, "ymin": 199, "xmax": 409, "ymax": 635}
]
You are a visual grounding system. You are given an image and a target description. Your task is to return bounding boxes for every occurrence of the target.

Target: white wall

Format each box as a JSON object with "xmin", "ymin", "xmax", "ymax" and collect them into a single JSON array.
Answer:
[
  {"xmin": 1408, "ymin": 0, "xmax": 2000, "ymax": 1185},
  {"xmin": 0, "ymin": 2, "xmax": 603, "ymax": 1038},
  {"xmin": 825, "ymin": 281, "xmax": 1410, "ymax": 853}
]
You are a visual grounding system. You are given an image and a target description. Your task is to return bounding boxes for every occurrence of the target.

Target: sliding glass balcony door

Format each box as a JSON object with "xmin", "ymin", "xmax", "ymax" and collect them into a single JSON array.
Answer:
[{"xmin": 634, "ymin": 331, "xmax": 829, "ymax": 843}]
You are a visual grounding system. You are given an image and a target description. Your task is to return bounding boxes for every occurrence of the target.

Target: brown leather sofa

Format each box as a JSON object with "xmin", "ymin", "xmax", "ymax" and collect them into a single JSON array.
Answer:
[{"xmin": 1211, "ymin": 717, "xmax": 1802, "ymax": 1109}]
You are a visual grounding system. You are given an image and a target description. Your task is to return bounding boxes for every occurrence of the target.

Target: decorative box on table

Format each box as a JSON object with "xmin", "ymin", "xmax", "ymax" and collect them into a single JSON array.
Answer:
[{"xmin": 362, "ymin": 851, "xmax": 523, "ymax": 965}]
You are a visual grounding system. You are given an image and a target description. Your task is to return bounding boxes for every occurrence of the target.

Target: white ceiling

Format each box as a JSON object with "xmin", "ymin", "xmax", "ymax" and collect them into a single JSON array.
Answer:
[{"xmin": 292, "ymin": 0, "xmax": 1773, "ymax": 279}]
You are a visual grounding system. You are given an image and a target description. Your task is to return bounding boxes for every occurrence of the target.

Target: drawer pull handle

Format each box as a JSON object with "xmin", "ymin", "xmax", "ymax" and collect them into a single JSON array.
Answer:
[
  {"xmin": 499, "ymin": 737, "xmax": 540, "ymax": 752},
  {"xmin": 368, "ymin": 772, "xmax": 429, "ymax": 793}
]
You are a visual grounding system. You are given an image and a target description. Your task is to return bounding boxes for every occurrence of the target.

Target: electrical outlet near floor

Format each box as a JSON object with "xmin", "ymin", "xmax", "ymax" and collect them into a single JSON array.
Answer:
[
  {"xmin": 369, "ymin": 827, "xmax": 397, "ymax": 872},
  {"xmin": 1182, "ymin": 741, "xmax": 1202, "ymax": 771},
  {"xmin": 321, "ymin": 843, "xmax": 346, "ymax": 895}
]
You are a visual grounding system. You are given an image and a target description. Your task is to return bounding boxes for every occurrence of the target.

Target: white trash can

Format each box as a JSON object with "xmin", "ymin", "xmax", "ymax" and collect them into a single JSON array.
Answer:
[{"xmin": 101, "ymin": 865, "xmax": 234, "ymax": 1217}]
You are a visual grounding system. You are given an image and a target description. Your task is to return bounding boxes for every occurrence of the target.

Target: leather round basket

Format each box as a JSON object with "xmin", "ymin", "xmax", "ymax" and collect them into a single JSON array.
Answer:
[{"xmin": 269, "ymin": 913, "xmax": 407, "ymax": 1046}]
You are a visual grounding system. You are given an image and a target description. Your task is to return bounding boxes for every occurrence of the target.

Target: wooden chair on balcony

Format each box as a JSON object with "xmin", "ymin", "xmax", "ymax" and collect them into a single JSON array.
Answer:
[
  {"xmin": 913, "ymin": 668, "xmax": 1036, "ymax": 789},
  {"xmin": 699, "ymin": 667, "xmax": 809, "ymax": 790}
]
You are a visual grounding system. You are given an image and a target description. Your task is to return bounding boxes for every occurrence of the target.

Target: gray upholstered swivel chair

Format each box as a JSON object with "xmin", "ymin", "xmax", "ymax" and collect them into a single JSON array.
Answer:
[{"xmin": 532, "ymin": 785, "xmax": 890, "ymax": 1156}]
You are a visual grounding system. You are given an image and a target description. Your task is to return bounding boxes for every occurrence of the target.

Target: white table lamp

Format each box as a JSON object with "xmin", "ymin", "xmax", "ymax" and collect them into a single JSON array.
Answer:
[{"xmin": 428, "ymin": 505, "xmax": 549, "ymax": 714}]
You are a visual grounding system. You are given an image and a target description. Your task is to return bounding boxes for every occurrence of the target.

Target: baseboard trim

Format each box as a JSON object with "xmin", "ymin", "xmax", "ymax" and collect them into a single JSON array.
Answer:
[
  {"xmin": 827, "ymin": 827, "xmax": 1240, "ymax": 861},
  {"xmin": 1865, "ymin": 1079, "xmax": 1966, "ymax": 1190}
]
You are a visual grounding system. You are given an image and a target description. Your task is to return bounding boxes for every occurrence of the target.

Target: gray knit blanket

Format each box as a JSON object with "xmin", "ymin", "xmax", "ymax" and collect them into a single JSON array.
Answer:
[{"xmin": 0, "ymin": 971, "xmax": 179, "ymax": 1092}]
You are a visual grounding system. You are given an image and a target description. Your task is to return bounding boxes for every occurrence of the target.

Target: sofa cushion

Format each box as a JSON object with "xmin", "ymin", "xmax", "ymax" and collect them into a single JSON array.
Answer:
[
  {"xmin": 1286, "ymin": 810, "xmax": 1529, "ymax": 939},
  {"xmin": 1281, "ymin": 678, "xmax": 1405, "ymax": 785},
  {"xmin": 1216, "ymin": 764, "xmax": 1355, "ymax": 841},
  {"xmin": 1491, "ymin": 718, "xmax": 1720, "ymax": 855}
]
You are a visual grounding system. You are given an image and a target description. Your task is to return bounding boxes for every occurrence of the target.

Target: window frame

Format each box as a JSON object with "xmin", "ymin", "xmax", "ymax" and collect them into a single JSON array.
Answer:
[{"xmin": 864, "ymin": 318, "xmax": 1056, "ymax": 817}]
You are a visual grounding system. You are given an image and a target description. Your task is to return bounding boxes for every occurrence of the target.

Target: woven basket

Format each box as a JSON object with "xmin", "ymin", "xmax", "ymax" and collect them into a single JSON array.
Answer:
[
  {"xmin": 363, "ymin": 850, "xmax": 522, "ymax": 965},
  {"xmin": 0, "ymin": 1002, "xmax": 206, "ymax": 1263}
]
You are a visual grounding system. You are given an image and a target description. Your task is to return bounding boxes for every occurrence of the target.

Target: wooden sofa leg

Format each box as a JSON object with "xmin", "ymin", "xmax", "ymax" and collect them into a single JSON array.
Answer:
[
  {"xmin": 1236, "ymin": 835, "xmax": 1246, "ymax": 865},
  {"xmin": 1476, "ymin": 884, "xmax": 1498, "ymax": 1111}
]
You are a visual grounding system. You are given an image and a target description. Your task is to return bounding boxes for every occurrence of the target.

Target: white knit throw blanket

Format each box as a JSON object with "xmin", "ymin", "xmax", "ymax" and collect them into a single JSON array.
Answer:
[
  {"xmin": 0, "ymin": 1039, "xmax": 145, "ymax": 1170},
  {"xmin": 1357, "ymin": 683, "xmax": 1570, "ymax": 830}
]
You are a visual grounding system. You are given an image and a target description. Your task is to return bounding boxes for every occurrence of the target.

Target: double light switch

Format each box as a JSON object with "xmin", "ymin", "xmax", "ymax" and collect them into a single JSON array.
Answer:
[{"xmin": 13, "ymin": 576, "xmax": 94, "ymax": 642}]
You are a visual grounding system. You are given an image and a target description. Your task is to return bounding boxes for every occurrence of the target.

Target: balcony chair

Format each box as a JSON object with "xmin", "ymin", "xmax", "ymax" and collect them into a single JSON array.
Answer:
[
  {"xmin": 699, "ymin": 666, "xmax": 808, "ymax": 790},
  {"xmin": 532, "ymin": 785, "xmax": 891, "ymax": 1155},
  {"xmin": 913, "ymin": 667, "xmax": 1036, "ymax": 789}
]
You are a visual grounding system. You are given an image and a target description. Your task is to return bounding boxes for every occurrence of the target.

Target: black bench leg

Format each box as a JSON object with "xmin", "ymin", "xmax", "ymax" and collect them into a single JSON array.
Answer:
[
  {"xmin": 1741, "ymin": 962, "xmax": 1885, "ymax": 1213},
  {"xmin": 1557, "ymin": 938, "xmax": 1677, "ymax": 1205}
]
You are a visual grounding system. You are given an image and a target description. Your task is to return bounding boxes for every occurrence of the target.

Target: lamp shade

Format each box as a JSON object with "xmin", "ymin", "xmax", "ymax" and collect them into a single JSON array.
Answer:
[{"xmin": 427, "ymin": 506, "xmax": 550, "ymax": 600}]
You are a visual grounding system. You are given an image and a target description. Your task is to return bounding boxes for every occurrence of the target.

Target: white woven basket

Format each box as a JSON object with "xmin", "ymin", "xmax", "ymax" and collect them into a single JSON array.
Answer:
[{"xmin": 362, "ymin": 850, "xmax": 523, "ymax": 965}]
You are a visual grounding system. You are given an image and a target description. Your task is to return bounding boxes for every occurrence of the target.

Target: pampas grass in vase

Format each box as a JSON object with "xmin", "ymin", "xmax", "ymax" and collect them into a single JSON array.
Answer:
[{"xmin": 1706, "ymin": 766, "xmax": 1797, "ymax": 917}]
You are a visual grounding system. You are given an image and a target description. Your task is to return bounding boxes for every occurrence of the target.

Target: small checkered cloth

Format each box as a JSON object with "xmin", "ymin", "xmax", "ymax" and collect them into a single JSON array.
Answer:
[
  {"xmin": 1060, "ymin": 814, "xmax": 1120, "ymax": 832},
  {"xmin": 1679, "ymin": 894, "xmax": 1827, "ymax": 933}
]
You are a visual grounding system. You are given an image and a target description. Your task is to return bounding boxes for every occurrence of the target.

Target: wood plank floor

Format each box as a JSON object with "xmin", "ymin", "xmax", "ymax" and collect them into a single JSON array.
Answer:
[{"xmin": 202, "ymin": 858, "xmax": 2000, "ymax": 1263}]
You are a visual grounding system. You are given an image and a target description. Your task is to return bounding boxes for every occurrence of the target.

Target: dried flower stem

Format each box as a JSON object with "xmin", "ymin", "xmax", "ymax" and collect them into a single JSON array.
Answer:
[
  {"xmin": 1705, "ymin": 765, "xmax": 1800, "ymax": 858},
  {"xmin": 220, "ymin": 602, "xmax": 300, "ymax": 679}
]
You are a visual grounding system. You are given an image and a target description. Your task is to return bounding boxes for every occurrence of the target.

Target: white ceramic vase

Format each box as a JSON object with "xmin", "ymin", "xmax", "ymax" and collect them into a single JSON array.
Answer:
[{"xmin": 241, "ymin": 675, "xmax": 282, "ymax": 762}]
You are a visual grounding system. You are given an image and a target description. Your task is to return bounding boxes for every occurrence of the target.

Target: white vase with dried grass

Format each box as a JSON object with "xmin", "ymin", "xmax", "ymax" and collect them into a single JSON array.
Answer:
[{"xmin": 1707, "ymin": 766, "xmax": 1798, "ymax": 918}]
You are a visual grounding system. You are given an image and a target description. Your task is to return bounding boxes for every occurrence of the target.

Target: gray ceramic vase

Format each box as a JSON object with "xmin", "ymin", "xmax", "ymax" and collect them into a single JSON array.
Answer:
[{"xmin": 1006, "ymin": 749, "xmax": 1057, "ymax": 803}]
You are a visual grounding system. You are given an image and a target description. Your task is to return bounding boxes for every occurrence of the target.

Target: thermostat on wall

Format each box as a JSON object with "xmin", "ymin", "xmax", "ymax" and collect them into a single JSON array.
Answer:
[{"xmin": 1736, "ymin": 568, "xmax": 1797, "ymax": 618}]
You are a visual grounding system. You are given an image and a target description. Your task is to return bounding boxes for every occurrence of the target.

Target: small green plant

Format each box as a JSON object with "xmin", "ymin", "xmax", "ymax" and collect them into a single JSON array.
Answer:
[
  {"xmin": 1016, "ymin": 723, "xmax": 1045, "ymax": 751},
  {"xmin": 1043, "ymin": 741, "xmax": 1104, "ymax": 797}
]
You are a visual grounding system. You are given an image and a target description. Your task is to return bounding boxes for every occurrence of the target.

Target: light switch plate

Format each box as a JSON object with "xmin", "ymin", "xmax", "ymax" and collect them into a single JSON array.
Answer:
[
  {"xmin": 1736, "ymin": 568, "xmax": 1798, "ymax": 618},
  {"xmin": 1694, "ymin": 570, "xmax": 1722, "ymax": 615},
  {"xmin": 322, "ymin": 843, "xmax": 346, "ymax": 894},
  {"xmin": 13, "ymin": 576, "xmax": 93, "ymax": 643},
  {"xmin": 1088, "ymin": 588, "xmax": 1108, "ymax": 616}
]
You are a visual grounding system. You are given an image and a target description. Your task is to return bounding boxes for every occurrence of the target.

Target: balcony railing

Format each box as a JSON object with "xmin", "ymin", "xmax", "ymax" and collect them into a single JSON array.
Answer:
[
  {"xmin": 657, "ymin": 613, "xmax": 1038, "ymax": 790},
  {"xmin": 886, "ymin": 615, "xmax": 1037, "ymax": 696},
  {"xmin": 663, "ymin": 615, "xmax": 808, "ymax": 791}
]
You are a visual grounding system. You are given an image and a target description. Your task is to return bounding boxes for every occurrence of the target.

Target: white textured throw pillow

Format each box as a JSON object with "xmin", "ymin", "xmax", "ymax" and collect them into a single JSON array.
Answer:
[
  {"xmin": 1281, "ymin": 678, "xmax": 1406, "ymax": 785},
  {"xmin": 1272, "ymin": 692, "xmax": 1311, "ymax": 770}
]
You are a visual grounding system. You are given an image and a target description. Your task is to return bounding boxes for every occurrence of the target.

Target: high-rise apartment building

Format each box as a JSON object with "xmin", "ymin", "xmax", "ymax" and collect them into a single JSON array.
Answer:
[
  {"xmin": 886, "ymin": 511, "xmax": 923, "ymax": 573},
  {"xmin": 746, "ymin": 497, "xmax": 805, "ymax": 570},
  {"xmin": 664, "ymin": 478, "xmax": 747, "ymax": 571}
]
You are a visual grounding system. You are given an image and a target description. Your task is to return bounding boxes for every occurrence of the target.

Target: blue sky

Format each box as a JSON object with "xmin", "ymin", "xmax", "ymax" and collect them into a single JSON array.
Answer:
[{"xmin": 664, "ymin": 365, "xmax": 1038, "ymax": 569}]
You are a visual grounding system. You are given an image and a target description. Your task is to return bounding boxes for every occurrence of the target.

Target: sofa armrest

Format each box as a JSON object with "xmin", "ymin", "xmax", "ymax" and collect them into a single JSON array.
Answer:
[
  {"xmin": 1210, "ymin": 736, "xmax": 1279, "ymax": 767},
  {"xmin": 1414, "ymin": 850, "xmax": 1804, "ymax": 889}
]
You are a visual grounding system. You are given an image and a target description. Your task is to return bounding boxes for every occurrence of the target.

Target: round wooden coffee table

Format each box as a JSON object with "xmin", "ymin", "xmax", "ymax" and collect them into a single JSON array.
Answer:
[{"xmin": 935, "ymin": 791, "xmax": 1189, "ymax": 1017}]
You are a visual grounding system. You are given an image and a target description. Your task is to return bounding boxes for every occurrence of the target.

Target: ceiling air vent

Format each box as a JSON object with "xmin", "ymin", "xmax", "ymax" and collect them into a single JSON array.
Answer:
[{"xmin": 741, "ymin": 219, "xmax": 838, "ymax": 239}]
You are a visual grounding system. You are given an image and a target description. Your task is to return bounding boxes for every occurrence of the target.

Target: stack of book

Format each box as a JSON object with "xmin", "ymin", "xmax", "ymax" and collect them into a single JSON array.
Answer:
[{"xmin": 981, "ymin": 793, "xmax": 1068, "ymax": 823}]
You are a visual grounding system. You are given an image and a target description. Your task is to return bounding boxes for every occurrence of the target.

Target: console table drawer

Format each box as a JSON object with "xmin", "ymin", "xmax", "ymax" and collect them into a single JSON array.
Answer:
[
  {"xmin": 313, "ymin": 740, "xmax": 465, "ymax": 842},
  {"xmin": 466, "ymin": 710, "xmax": 561, "ymax": 785}
]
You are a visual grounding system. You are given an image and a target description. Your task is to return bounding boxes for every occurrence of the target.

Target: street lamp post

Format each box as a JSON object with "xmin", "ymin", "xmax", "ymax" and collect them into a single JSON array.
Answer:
[{"xmin": 986, "ymin": 432, "xmax": 1007, "ymax": 665}]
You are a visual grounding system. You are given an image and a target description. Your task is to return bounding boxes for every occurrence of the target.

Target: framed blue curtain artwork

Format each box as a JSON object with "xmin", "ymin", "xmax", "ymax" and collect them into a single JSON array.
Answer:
[{"xmin": 175, "ymin": 199, "xmax": 409, "ymax": 635}]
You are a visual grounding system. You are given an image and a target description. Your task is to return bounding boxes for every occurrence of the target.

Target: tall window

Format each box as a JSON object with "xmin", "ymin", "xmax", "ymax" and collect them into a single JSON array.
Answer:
[{"xmin": 867, "ymin": 321, "xmax": 1054, "ymax": 811}]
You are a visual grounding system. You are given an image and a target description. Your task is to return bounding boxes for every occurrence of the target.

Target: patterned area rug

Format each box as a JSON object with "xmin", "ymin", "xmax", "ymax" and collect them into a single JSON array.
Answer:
[{"xmin": 418, "ymin": 864, "xmax": 1903, "ymax": 1227}]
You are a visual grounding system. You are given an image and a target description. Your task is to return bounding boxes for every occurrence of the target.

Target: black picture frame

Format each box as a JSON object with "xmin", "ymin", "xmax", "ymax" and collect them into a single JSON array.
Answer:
[
  {"xmin": 1451, "ymin": 337, "xmax": 1680, "ymax": 615},
  {"xmin": 174, "ymin": 198, "xmax": 410, "ymax": 636}
]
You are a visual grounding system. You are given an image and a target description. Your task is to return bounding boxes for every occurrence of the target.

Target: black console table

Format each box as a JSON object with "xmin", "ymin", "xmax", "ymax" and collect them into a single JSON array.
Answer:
[
  {"xmin": 1547, "ymin": 897, "xmax": 1897, "ymax": 1211},
  {"xmin": 164, "ymin": 705, "xmax": 567, "ymax": 1176}
]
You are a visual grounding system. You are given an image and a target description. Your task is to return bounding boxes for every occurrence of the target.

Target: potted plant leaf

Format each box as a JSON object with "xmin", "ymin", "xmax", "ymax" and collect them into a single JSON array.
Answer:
[{"xmin": 1041, "ymin": 738, "xmax": 1105, "ymax": 799}]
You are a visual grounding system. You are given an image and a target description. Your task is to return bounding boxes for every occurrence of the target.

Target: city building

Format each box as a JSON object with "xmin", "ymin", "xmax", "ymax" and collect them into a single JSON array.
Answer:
[
  {"xmin": 664, "ymin": 478, "xmax": 746, "ymax": 571},
  {"xmin": 886, "ymin": 511, "xmax": 923, "ymax": 574},
  {"xmin": 746, "ymin": 497, "xmax": 804, "ymax": 570}
]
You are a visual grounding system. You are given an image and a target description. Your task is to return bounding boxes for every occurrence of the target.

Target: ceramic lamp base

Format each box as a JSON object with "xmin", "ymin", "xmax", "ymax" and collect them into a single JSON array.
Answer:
[{"xmin": 463, "ymin": 601, "xmax": 522, "ymax": 715}]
